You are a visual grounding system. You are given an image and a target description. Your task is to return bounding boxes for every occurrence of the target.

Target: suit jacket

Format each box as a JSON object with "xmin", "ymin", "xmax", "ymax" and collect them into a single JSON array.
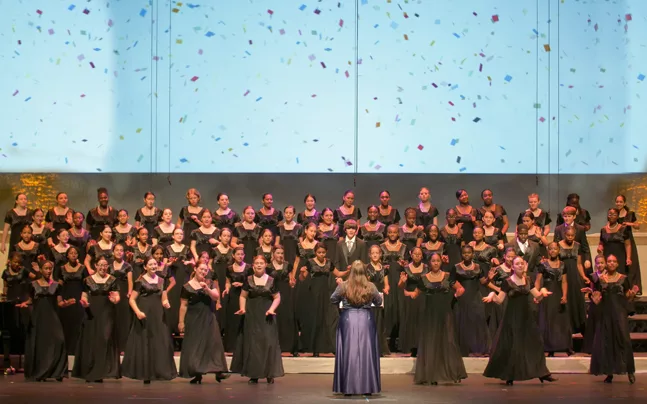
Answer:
[
  {"xmin": 335, "ymin": 238, "xmax": 368, "ymax": 272},
  {"xmin": 553, "ymin": 223, "xmax": 591, "ymax": 262},
  {"xmin": 504, "ymin": 239, "xmax": 542, "ymax": 273}
]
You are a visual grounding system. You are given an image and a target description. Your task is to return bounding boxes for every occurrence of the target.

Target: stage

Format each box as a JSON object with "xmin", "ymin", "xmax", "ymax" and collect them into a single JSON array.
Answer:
[{"xmin": 0, "ymin": 374, "xmax": 643, "ymax": 403}]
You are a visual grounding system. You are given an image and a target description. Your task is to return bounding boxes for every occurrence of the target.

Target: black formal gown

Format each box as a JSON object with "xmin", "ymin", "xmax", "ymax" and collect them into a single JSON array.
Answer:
[
  {"xmin": 190, "ymin": 227, "xmax": 220, "ymax": 259},
  {"xmin": 478, "ymin": 205, "xmax": 508, "ymax": 242},
  {"xmin": 399, "ymin": 226, "xmax": 423, "ymax": 256},
  {"xmin": 414, "ymin": 206, "xmax": 438, "ymax": 232},
  {"xmin": 440, "ymin": 227, "xmax": 463, "ymax": 269},
  {"xmin": 414, "ymin": 274, "xmax": 467, "ymax": 384},
  {"xmin": 599, "ymin": 226, "xmax": 631, "ymax": 275},
  {"xmin": 456, "ymin": 207, "xmax": 478, "ymax": 244},
  {"xmin": 582, "ymin": 271, "xmax": 604, "ymax": 354},
  {"xmin": 31, "ymin": 225, "xmax": 51, "ymax": 252},
  {"xmin": 267, "ymin": 262, "xmax": 298, "ymax": 354},
  {"xmin": 213, "ymin": 209, "xmax": 241, "ymax": 233},
  {"xmin": 589, "ymin": 274, "xmax": 635, "ymax": 376},
  {"xmin": 55, "ymin": 264, "xmax": 89, "ymax": 355},
  {"xmin": 378, "ymin": 207, "xmax": 401, "ymax": 229},
  {"xmin": 254, "ymin": 246, "xmax": 273, "ymax": 264},
  {"xmin": 179, "ymin": 206, "xmax": 205, "ymax": 246},
  {"xmin": 135, "ymin": 208, "xmax": 161, "ymax": 242},
  {"xmin": 235, "ymin": 225, "xmax": 262, "ymax": 265},
  {"xmin": 14, "ymin": 242, "xmax": 42, "ymax": 274},
  {"xmin": 380, "ymin": 243, "xmax": 407, "ymax": 350},
  {"xmin": 121, "ymin": 277, "xmax": 177, "ymax": 381},
  {"xmin": 68, "ymin": 228, "xmax": 91, "ymax": 264},
  {"xmin": 109, "ymin": 260, "xmax": 133, "ymax": 353},
  {"xmin": 294, "ymin": 244, "xmax": 316, "ymax": 352},
  {"xmin": 487, "ymin": 265, "xmax": 512, "ymax": 339},
  {"xmin": 178, "ymin": 281, "xmax": 228, "ymax": 378},
  {"xmin": 316, "ymin": 225, "xmax": 339, "ymax": 263},
  {"xmin": 483, "ymin": 276, "xmax": 551, "ymax": 381},
  {"xmin": 24, "ymin": 281, "xmax": 67, "ymax": 381},
  {"xmin": 333, "ymin": 207, "xmax": 361, "ymax": 238},
  {"xmin": 86, "ymin": 207, "xmax": 118, "ymax": 241},
  {"xmin": 559, "ymin": 242, "xmax": 586, "ymax": 333},
  {"xmin": 224, "ymin": 265, "xmax": 250, "ymax": 352},
  {"xmin": 618, "ymin": 211, "xmax": 642, "ymax": 293},
  {"xmin": 359, "ymin": 223, "xmax": 386, "ymax": 249},
  {"xmin": 297, "ymin": 211, "xmax": 320, "ymax": 227},
  {"xmin": 211, "ymin": 246, "xmax": 233, "ymax": 330},
  {"xmin": 302, "ymin": 258, "xmax": 338, "ymax": 354},
  {"xmin": 130, "ymin": 244, "xmax": 152, "ymax": 280},
  {"xmin": 517, "ymin": 209, "xmax": 552, "ymax": 230},
  {"xmin": 331, "ymin": 284, "xmax": 382, "ymax": 395},
  {"xmin": 86, "ymin": 243, "xmax": 115, "ymax": 271},
  {"xmin": 537, "ymin": 261, "xmax": 573, "ymax": 353},
  {"xmin": 421, "ymin": 241, "xmax": 448, "ymax": 271},
  {"xmin": 255, "ymin": 209, "xmax": 284, "ymax": 242},
  {"xmin": 165, "ymin": 244, "xmax": 191, "ymax": 335},
  {"xmin": 399, "ymin": 264, "xmax": 427, "ymax": 354},
  {"xmin": 113, "ymin": 225, "xmax": 137, "ymax": 247},
  {"xmin": 366, "ymin": 263, "xmax": 390, "ymax": 355},
  {"xmin": 277, "ymin": 223, "xmax": 302, "ymax": 266},
  {"xmin": 45, "ymin": 208, "xmax": 72, "ymax": 235},
  {"xmin": 230, "ymin": 276, "xmax": 284, "ymax": 379},
  {"xmin": 72, "ymin": 275, "xmax": 120, "ymax": 381},
  {"xmin": 451, "ymin": 263, "xmax": 491, "ymax": 356},
  {"xmin": 152, "ymin": 225, "xmax": 175, "ymax": 248},
  {"xmin": 1, "ymin": 267, "xmax": 30, "ymax": 364},
  {"xmin": 4, "ymin": 209, "xmax": 32, "ymax": 254}
]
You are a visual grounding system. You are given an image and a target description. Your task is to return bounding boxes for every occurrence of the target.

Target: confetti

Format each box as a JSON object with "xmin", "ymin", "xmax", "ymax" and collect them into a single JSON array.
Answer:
[
  {"xmin": 638, "ymin": 74, "xmax": 645, "ymax": 81},
  {"xmin": 179, "ymin": 158, "xmax": 189, "ymax": 163},
  {"xmin": 544, "ymin": 44, "xmax": 551, "ymax": 52},
  {"xmin": 68, "ymin": 4, "xmax": 76, "ymax": 11},
  {"xmin": 491, "ymin": 14, "xmax": 499, "ymax": 23},
  {"xmin": 473, "ymin": 117, "xmax": 481, "ymax": 123},
  {"xmin": 48, "ymin": 28, "xmax": 54, "ymax": 35},
  {"xmin": 299, "ymin": 4, "xmax": 307, "ymax": 11},
  {"xmin": 190, "ymin": 76, "xmax": 199, "ymax": 82},
  {"xmin": 417, "ymin": 144, "xmax": 424, "ymax": 151},
  {"xmin": 205, "ymin": 31, "xmax": 215, "ymax": 37},
  {"xmin": 504, "ymin": 75, "xmax": 512, "ymax": 82},
  {"xmin": 83, "ymin": 8, "xmax": 89, "ymax": 15},
  {"xmin": 139, "ymin": 9, "xmax": 147, "ymax": 17},
  {"xmin": 450, "ymin": 138, "xmax": 459, "ymax": 146},
  {"xmin": 12, "ymin": 90, "xmax": 19, "ymax": 96}
]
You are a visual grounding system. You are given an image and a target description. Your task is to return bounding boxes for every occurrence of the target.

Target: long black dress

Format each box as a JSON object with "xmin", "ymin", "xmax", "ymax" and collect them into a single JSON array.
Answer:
[
  {"xmin": 414, "ymin": 206, "xmax": 438, "ymax": 231},
  {"xmin": 451, "ymin": 262, "xmax": 491, "ymax": 356},
  {"xmin": 68, "ymin": 228, "xmax": 91, "ymax": 264},
  {"xmin": 456, "ymin": 206, "xmax": 478, "ymax": 244},
  {"xmin": 366, "ymin": 263, "xmax": 390, "ymax": 355},
  {"xmin": 46, "ymin": 208, "xmax": 72, "ymax": 235},
  {"xmin": 399, "ymin": 226, "xmax": 423, "ymax": 256},
  {"xmin": 131, "ymin": 244, "xmax": 152, "ymax": 280},
  {"xmin": 618, "ymin": 210, "xmax": 642, "ymax": 293},
  {"xmin": 379, "ymin": 207, "xmax": 401, "ymax": 229},
  {"xmin": 211, "ymin": 246, "xmax": 232, "ymax": 330},
  {"xmin": 152, "ymin": 225, "xmax": 175, "ymax": 248},
  {"xmin": 230, "ymin": 276, "xmax": 284, "ymax": 379},
  {"xmin": 31, "ymin": 224, "xmax": 51, "ymax": 252},
  {"xmin": 178, "ymin": 281, "xmax": 228, "ymax": 378},
  {"xmin": 1, "ymin": 267, "xmax": 30, "ymax": 364},
  {"xmin": 165, "ymin": 244, "xmax": 191, "ymax": 335},
  {"xmin": 380, "ymin": 243, "xmax": 407, "ymax": 350},
  {"xmin": 113, "ymin": 225, "xmax": 137, "ymax": 248},
  {"xmin": 582, "ymin": 271, "xmax": 603, "ymax": 354},
  {"xmin": 440, "ymin": 227, "xmax": 463, "ymax": 269},
  {"xmin": 55, "ymin": 264, "xmax": 89, "ymax": 355},
  {"xmin": 267, "ymin": 261, "xmax": 298, "ymax": 354},
  {"xmin": 302, "ymin": 258, "xmax": 338, "ymax": 354},
  {"xmin": 599, "ymin": 226, "xmax": 631, "ymax": 275},
  {"xmin": 414, "ymin": 274, "xmax": 467, "ymax": 384},
  {"xmin": 224, "ymin": 264, "xmax": 250, "ymax": 352},
  {"xmin": 589, "ymin": 274, "xmax": 635, "ymax": 376},
  {"xmin": 4, "ymin": 209, "xmax": 32, "ymax": 254},
  {"xmin": 24, "ymin": 281, "xmax": 68, "ymax": 381},
  {"xmin": 72, "ymin": 275, "xmax": 120, "ymax": 381},
  {"xmin": 483, "ymin": 276, "xmax": 551, "ymax": 381},
  {"xmin": 297, "ymin": 211, "xmax": 320, "ymax": 227},
  {"xmin": 14, "ymin": 242, "xmax": 42, "ymax": 273},
  {"xmin": 487, "ymin": 265, "xmax": 512, "ymax": 339},
  {"xmin": 560, "ymin": 242, "xmax": 586, "ymax": 333},
  {"xmin": 331, "ymin": 284, "xmax": 382, "ymax": 395},
  {"xmin": 399, "ymin": 264, "xmax": 428, "ymax": 354},
  {"xmin": 121, "ymin": 277, "xmax": 177, "ymax": 381},
  {"xmin": 86, "ymin": 243, "xmax": 115, "ymax": 272},
  {"xmin": 179, "ymin": 206, "xmax": 205, "ymax": 246},
  {"xmin": 235, "ymin": 225, "xmax": 262, "ymax": 265},
  {"xmin": 190, "ymin": 227, "xmax": 220, "ymax": 259},
  {"xmin": 333, "ymin": 207, "xmax": 361, "ymax": 238},
  {"xmin": 537, "ymin": 261, "xmax": 573, "ymax": 353},
  {"xmin": 109, "ymin": 260, "xmax": 133, "ymax": 353},
  {"xmin": 294, "ymin": 244, "xmax": 316, "ymax": 352},
  {"xmin": 277, "ymin": 223, "xmax": 302, "ymax": 266}
]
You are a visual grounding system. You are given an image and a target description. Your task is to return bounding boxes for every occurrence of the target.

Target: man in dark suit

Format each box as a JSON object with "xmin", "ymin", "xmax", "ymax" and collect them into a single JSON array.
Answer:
[
  {"xmin": 334, "ymin": 220, "xmax": 368, "ymax": 281},
  {"xmin": 553, "ymin": 206, "xmax": 591, "ymax": 270},
  {"xmin": 504, "ymin": 224, "xmax": 542, "ymax": 276}
]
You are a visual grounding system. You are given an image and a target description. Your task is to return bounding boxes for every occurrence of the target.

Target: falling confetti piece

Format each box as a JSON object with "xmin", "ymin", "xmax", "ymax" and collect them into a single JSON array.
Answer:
[
  {"xmin": 68, "ymin": 4, "xmax": 76, "ymax": 11},
  {"xmin": 136, "ymin": 128, "xmax": 142, "ymax": 133},
  {"xmin": 339, "ymin": 19, "xmax": 344, "ymax": 27},
  {"xmin": 179, "ymin": 158, "xmax": 189, "ymax": 163},
  {"xmin": 139, "ymin": 8, "xmax": 147, "ymax": 17},
  {"xmin": 83, "ymin": 8, "xmax": 90, "ymax": 15},
  {"xmin": 314, "ymin": 8, "xmax": 321, "ymax": 15},
  {"xmin": 638, "ymin": 74, "xmax": 645, "ymax": 81},
  {"xmin": 48, "ymin": 28, "xmax": 54, "ymax": 35},
  {"xmin": 543, "ymin": 44, "xmax": 551, "ymax": 52},
  {"xmin": 491, "ymin": 14, "xmax": 499, "ymax": 23},
  {"xmin": 12, "ymin": 90, "xmax": 19, "ymax": 96},
  {"xmin": 450, "ymin": 138, "xmax": 459, "ymax": 146},
  {"xmin": 299, "ymin": 4, "xmax": 307, "ymax": 11},
  {"xmin": 375, "ymin": 122, "xmax": 381, "ymax": 128},
  {"xmin": 137, "ymin": 155, "xmax": 144, "ymax": 162},
  {"xmin": 243, "ymin": 90, "xmax": 250, "ymax": 96},
  {"xmin": 24, "ymin": 97, "xmax": 31, "ymax": 102},
  {"xmin": 205, "ymin": 31, "xmax": 215, "ymax": 37},
  {"xmin": 456, "ymin": 156, "xmax": 461, "ymax": 163},
  {"xmin": 626, "ymin": 13, "xmax": 632, "ymax": 21},
  {"xmin": 539, "ymin": 117, "xmax": 546, "ymax": 123},
  {"xmin": 190, "ymin": 76, "xmax": 199, "ymax": 82},
  {"xmin": 473, "ymin": 117, "xmax": 481, "ymax": 123},
  {"xmin": 417, "ymin": 144, "xmax": 424, "ymax": 151},
  {"xmin": 504, "ymin": 75, "xmax": 512, "ymax": 82},
  {"xmin": 453, "ymin": 33, "xmax": 460, "ymax": 38}
]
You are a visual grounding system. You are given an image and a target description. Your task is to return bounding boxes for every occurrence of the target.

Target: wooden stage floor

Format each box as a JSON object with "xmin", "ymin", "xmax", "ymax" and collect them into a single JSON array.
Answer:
[{"xmin": 0, "ymin": 374, "xmax": 644, "ymax": 403}]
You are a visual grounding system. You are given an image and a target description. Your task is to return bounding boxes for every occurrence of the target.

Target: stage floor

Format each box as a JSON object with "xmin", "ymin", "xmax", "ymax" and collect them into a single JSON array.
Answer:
[{"xmin": 0, "ymin": 374, "xmax": 643, "ymax": 403}]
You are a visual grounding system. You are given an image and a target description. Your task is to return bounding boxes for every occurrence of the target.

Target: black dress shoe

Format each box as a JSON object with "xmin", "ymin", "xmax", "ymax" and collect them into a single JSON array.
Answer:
[
  {"xmin": 506, "ymin": 380, "xmax": 514, "ymax": 386},
  {"xmin": 248, "ymin": 378, "xmax": 258, "ymax": 384},
  {"xmin": 267, "ymin": 378, "xmax": 274, "ymax": 384},
  {"xmin": 55, "ymin": 377, "xmax": 63, "ymax": 382},
  {"xmin": 604, "ymin": 375, "xmax": 613, "ymax": 384},
  {"xmin": 216, "ymin": 372, "xmax": 230, "ymax": 383},
  {"xmin": 628, "ymin": 373, "xmax": 636, "ymax": 384},
  {"xmin": 143, "ymin": 380, "xmax": 151, "ymax": 385},
  {"xmin": 190, "ymin": 375, "xmax": 202, "ymax": 384},
  {"xmin": 539, "ymin": 375, "xmax": 557, "ymax": 383}
]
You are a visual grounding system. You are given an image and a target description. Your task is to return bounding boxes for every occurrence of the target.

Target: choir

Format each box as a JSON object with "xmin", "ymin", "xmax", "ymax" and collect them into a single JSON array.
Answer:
[{"xmin": 0, "ymin": 187, "xmax": 642, "ymax": 388}]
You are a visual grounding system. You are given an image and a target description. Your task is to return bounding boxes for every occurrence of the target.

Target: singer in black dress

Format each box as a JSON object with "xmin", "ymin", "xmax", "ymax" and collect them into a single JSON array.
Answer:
[
  {"xmin": 400, "ymin": 208, "xmax": 424, "ymax": 254},
  {"xmin": 414, "ymin": 187, "xmax": 438, "ymax": 230},
  {"xmin": 189, "ymin": 209, "xmax": 220, "ymax": 261},
  {"xmin": 14, "ymin": 225, "xmax": 42, "ymax": 273},
  {"xmin": 113, "ymin": 210, "xmax": 138, "ymax": 248},
  {"xmin": 1, "ymin": 193, "xmax": 31, "ymax": 254},
  {"xmin": 165, "ymin": 229, "xmax": 193, "ymax": 335},
  {"xmin": 86, "ymin": 188, "xmax": 118, "ymax": 241},
  {"xmin": 398, "ymin": 247, "xmax": 428, "ymax": 356},
  {"xmin": 275, "ymin": 206, "xmax": 302, "ymax": 266},
  {"xmin": 380, "ymin": 225, "xmax": 407, "ymax": 352},
  {"xmin": 377, "ymin": 190, "xmax": 401, "ymax": 228},
  {"xmin": 360, "ymin": 206, "xmax": 386, "ymax": 249},
  {"xmin": 234, "ymin": 206, "xmax": 262, "ymax": 265},
  {"xmin": 255, "ymin": 229, "xmax": 275, "ymax": 263},
  {"xmin": 1, "ymin": 253, "xmax": 30, "ymax": 374},
  {"xmin": 558, "ymin": 227, "xmax": 589, "ymax": 334},
  {"xmin": 483, "ymin": 257, "xmax": 556, "ymax": 385},
  {"xmin": 109, "ymin": 243, "xmax": 133, "ymax": 353},
  {"xmin": 267, "ymin": 246, "xmax": 299, "ymax": 356},
  {"xmin": 421, "ymin": 225, "xmax": 449, "ymax": 271},
  {"xmin": 479, "ymin": 189, "xmax": 509, "ymax": 242},
  {"xmin": 211, "ymin": 229, "xmax": 233, "ymax": 329},
  {"xmin": 213, "ymin": 193, "xmax": 241, "ymax": 233},
  {"xmin": 223, "ymin": 247, "xmax": 250, "ymax": 353},
  {"xmin": 297, "ymin": 194, "xmax": 319, "ymax": 227},
  {"xmin": 178, "ymin": 263, "xmax": 228, "ymax": 384},
  {"xmin": 72, "ymin": 256, "xmax": 121, "ymax": 382},
  {"xmin": 454, "ymin": 189, "xmax": 479, "ymax": 244},
  {"xmin": 152, "ymin": 208, "xmax": 176, "ymax": 248},
  {"xmin": 134, "ymin": 192, "xmax": 161, "ymax": 239},
  {"xmin": 121, "ymin": 257, "xmax": 177, "ymax": 383},
  {"xmin": 414, "ymin": 253, "xmax": 467, "ymax": 385},
  {"xmin": 317, "ymin": 208, "xmax": 339, "ymax": 262},
  {"xmin": 45, "ymin": 193, "xmax": 72, "ymax": 235},
  {"xmin": 177, "ymin": 188, "xmax": 204, "ymax": 246},
  {"xmin": 230, "ymin": 255, "xmax": 284, "ymax": 384},
  {"xmin": 21, "ymin": 260, "xmax": 68, "ymax": 382},
  {"xmin": 55, "ymin": 247, "xmax": 89, "ymax": 355},
  {"xmin": 366, "ymin": 245, "xmax": 390, "ymax": 356},
  {"xmin": 30, "ymin": 209, "xmax": 51, "ymax": 252},
  {"xmin": 292, "ymin": 224, "xmax": 318, "ymax": 353},
  {"xmin": 440, "ymin": 209, "xmax": 464, "ymax": 269},
  {"xmin": 616, "ymin": 195, "xmax": 642, "ymax": 293},
  {"xmin": 68, "ymin": 212, "xmax": 92, "ymax": 264},
  {"xmin": 334, "ymin": 190, "xmax": 362, "ymax": 238},
  {"xmin": 255, "ymin": 194, "xmax": 284, "ymax": 241},
  {"xmin": 598, "ymin": 208, "xmax": 632, "ymax": 276},
  {"xmin": 588, "ymin": 254, "xmax": 638, "ymax": 384},
  {"xmin": 536, "ymin": 243, "xmax": 573, "ymax": 355}
]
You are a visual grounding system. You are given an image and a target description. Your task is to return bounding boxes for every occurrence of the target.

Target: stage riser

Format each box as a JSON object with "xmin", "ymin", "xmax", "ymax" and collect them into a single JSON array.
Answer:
[{"xmin": 64, "ymin": 356, "xmax": 647, "ymax": 374}]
